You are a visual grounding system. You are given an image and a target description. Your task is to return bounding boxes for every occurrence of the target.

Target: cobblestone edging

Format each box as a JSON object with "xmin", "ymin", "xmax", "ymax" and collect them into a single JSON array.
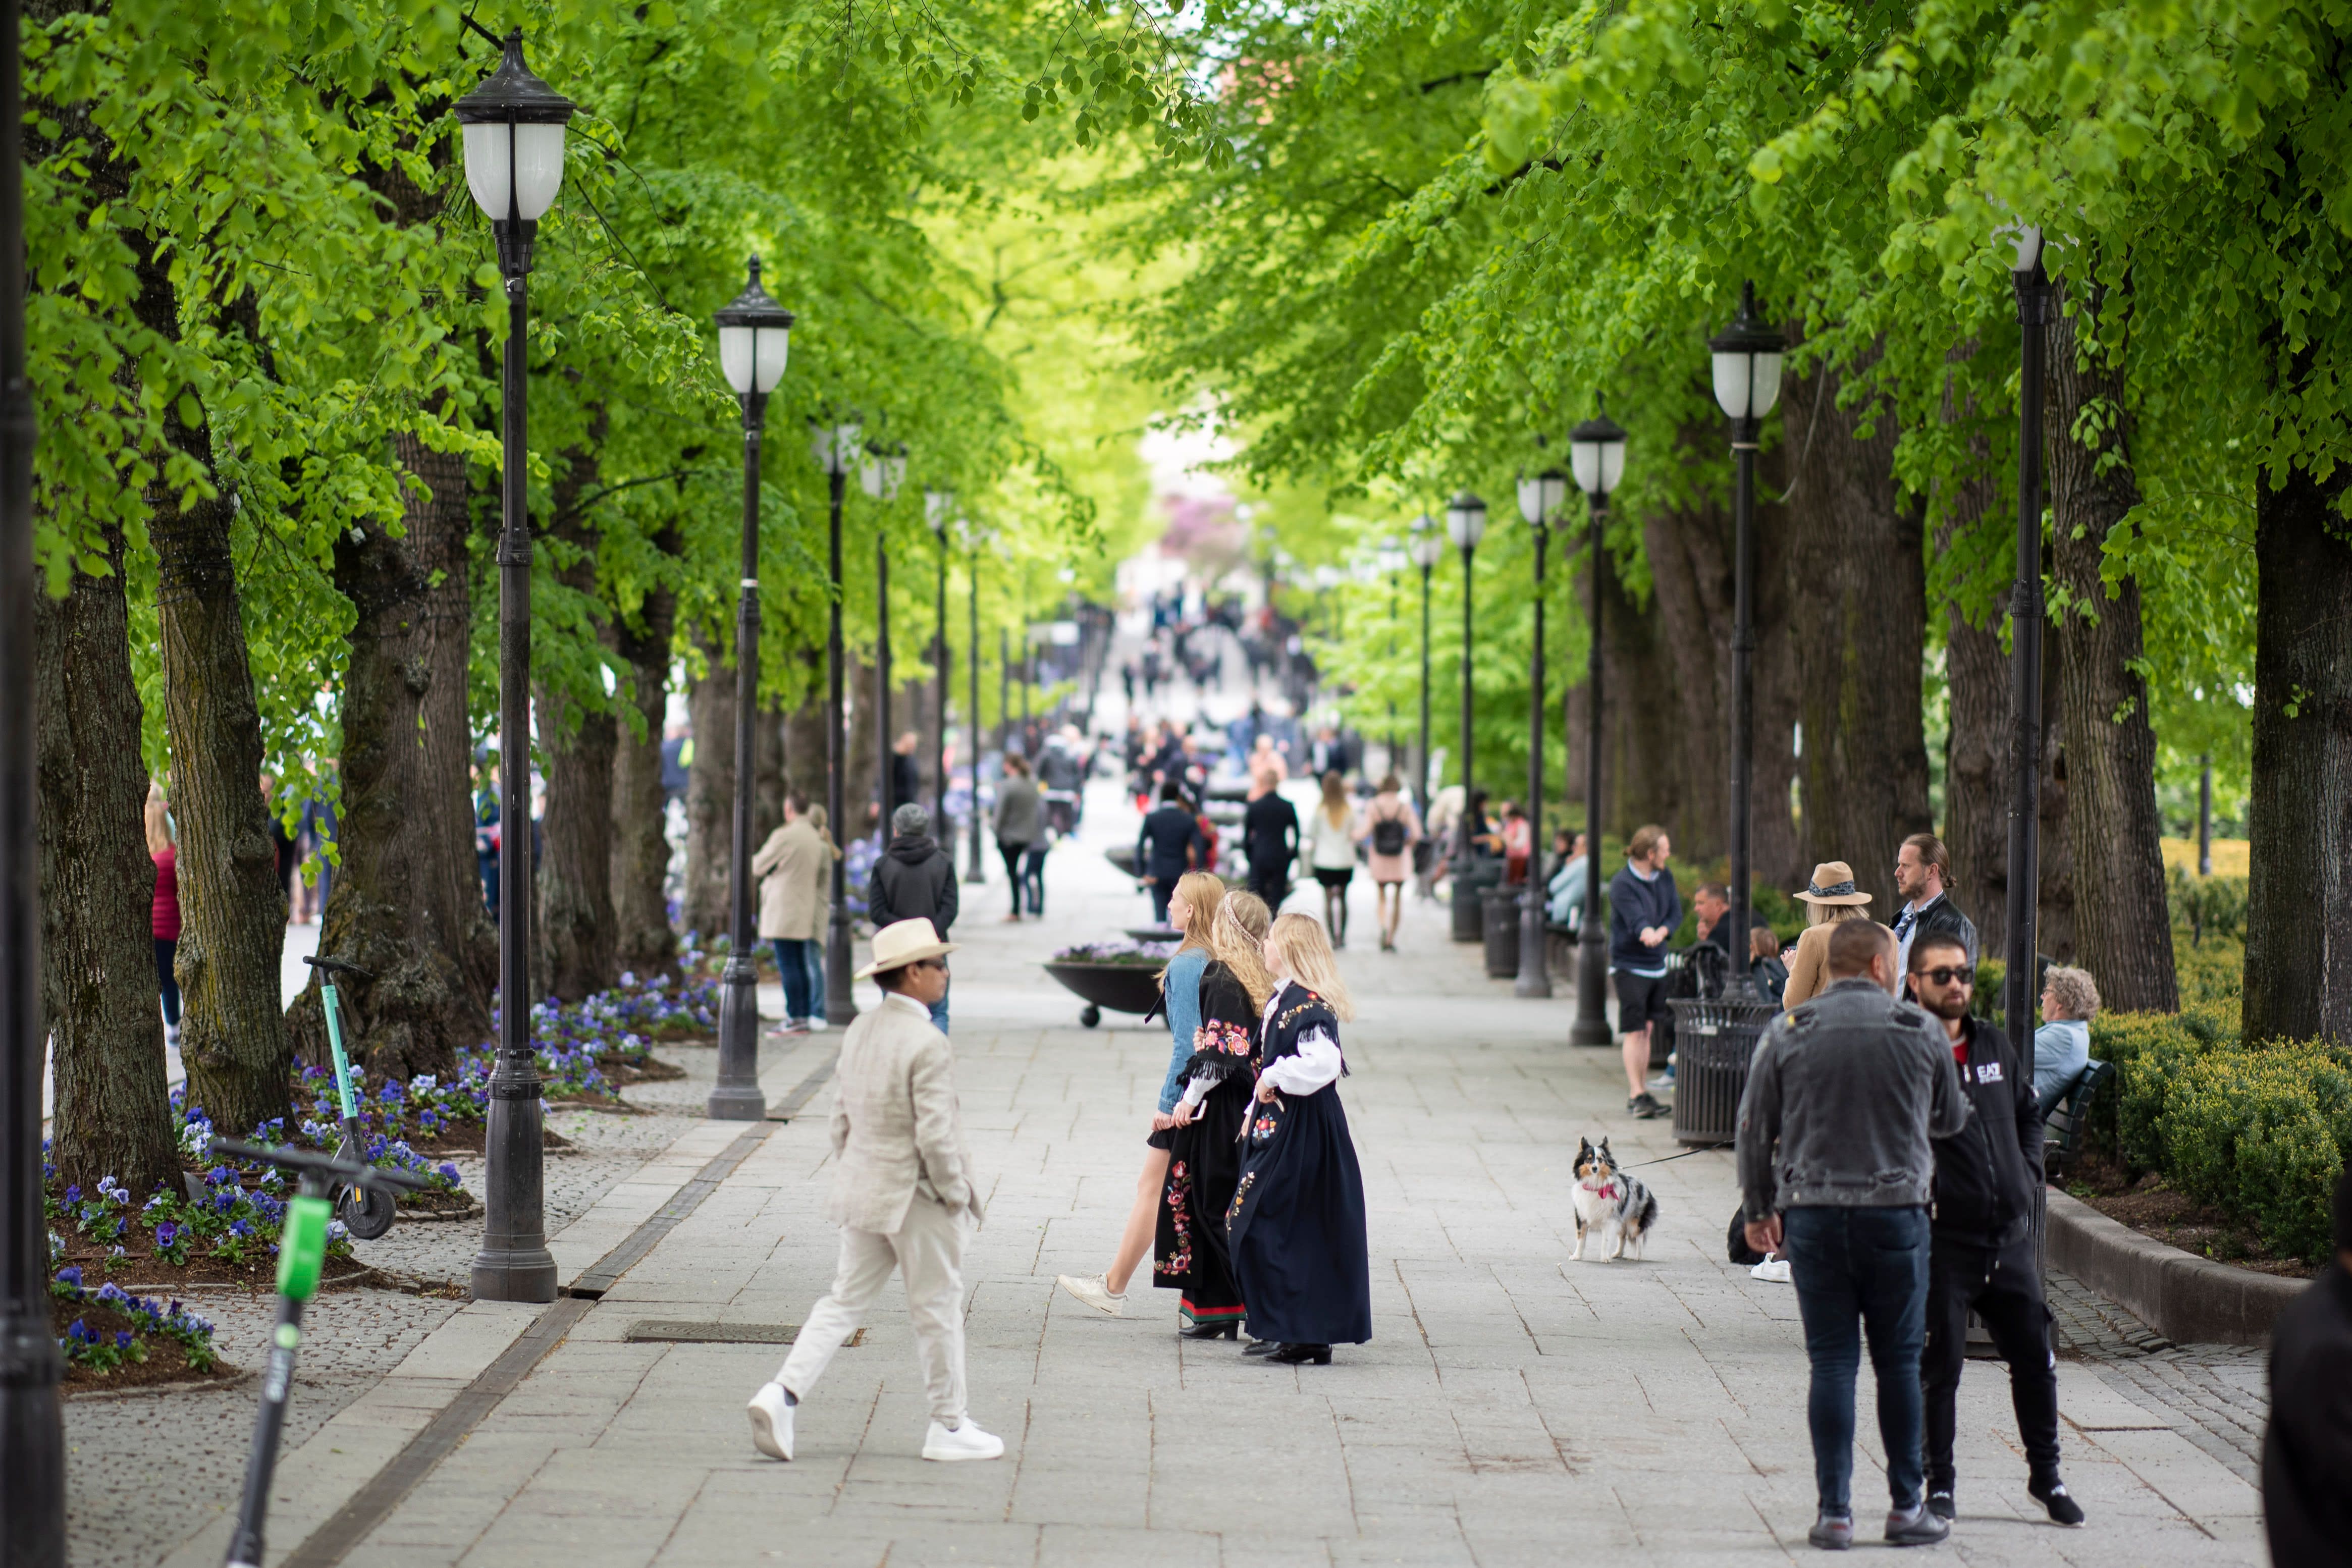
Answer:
[
  {"xmin": 2046, "ymin": 1186, "xmax": 2308, "ymax": 1346},
  {"xmin": 2047, "ymin": 1269, "xmax": 2270, "ymax": 1484}
]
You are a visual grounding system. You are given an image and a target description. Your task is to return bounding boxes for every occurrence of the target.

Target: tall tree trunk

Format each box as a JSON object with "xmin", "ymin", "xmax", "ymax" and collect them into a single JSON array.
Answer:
[
  {"xmin": 142, "ymin": 281, "xmax": 289, "ymax": 1139},
  {"xmin": 1780, "ymin": 353, "xmax": 1934, "ymax": 909},
  {"xmin": 753, "ymin": 696, "xmax": 785, "ymax": 848},
  {"xmin": 534, "ymin": 437, "xmax": 618, "ymax": 1003},
  {"xmin": 784, "ymin": 688, "xmax": 827, "ymax": 808},
  {"xmin": 2244, "ymin": 461, "xmax": 2352, "ymax": 1042},
  {"xmin": 1584, "ymin": 542, "xmax": 1676, "ymax": 847},
  {"xmin": 848, "ymin": 654, "xmax": 881, "ymax": 845},
  {"xmin": 37, "ymin": 523, "xmax": 177, "ymax": 1195},
  {"xmin": 2045, "ymin": 284, "xmax": 2176, "ymax": 1012},
  {"xmin": 610, "ymin": 526, "xmax": 680, "ymax": 980},
  {"xmin": 288, "ymin": 434, "xmax": 496, "ymax": 1080},
  {"xmin": 681, "ymin": 626, "xmax": 735, "ymax": 941}
]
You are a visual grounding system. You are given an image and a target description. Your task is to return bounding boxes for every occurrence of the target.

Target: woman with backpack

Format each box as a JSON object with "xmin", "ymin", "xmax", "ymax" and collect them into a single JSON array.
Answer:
[{"xmin": 1355, "ymin": 774, "xmax": 1421, "ymax": 952}]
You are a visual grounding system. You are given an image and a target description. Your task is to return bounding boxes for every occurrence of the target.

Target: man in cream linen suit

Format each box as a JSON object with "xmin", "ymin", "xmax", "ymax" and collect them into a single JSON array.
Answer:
[{"xmin": 746, "ymin": 917, "xmax": 1002, "ymax": 1463}]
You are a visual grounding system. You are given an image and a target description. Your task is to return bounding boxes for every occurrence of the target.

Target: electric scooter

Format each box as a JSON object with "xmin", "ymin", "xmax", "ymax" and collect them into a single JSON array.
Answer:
[
  {"xmin": 300, "ymin": 954, "xmax": 397, "ymax": 1240},
  {"xmin": 212, "ymin": 1138, "xmax": 425, "ymax": 1568}
]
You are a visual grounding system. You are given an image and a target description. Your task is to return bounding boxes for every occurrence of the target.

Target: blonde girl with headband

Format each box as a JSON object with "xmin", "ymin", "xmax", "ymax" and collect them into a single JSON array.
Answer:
[
  {"xmin": 1226, "ymin": 913, "xmax": 1370, "ymax": 1364},
  {"xmin": 1058, "ymin": 871, "xmax": 1224, "ymax": 1317}
]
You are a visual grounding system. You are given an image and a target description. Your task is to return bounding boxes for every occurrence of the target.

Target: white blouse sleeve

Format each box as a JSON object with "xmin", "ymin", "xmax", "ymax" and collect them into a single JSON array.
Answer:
[{"xmin": 1260, "ymin": 1028, "xmax": 1343, "ymax": 1095}]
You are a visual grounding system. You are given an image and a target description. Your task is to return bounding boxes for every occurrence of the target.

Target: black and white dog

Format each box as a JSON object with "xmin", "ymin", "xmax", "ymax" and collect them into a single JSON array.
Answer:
[{"xmin": 1569, "ymin": 1136, "xmax": 1660, "ymax": 1262}]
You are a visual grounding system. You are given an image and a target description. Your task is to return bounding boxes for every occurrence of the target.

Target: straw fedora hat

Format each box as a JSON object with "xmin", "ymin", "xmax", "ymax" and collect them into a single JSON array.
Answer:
[
  {"xmin": 854, "ymin": 917, "xmax": 960, "ymax": 981},
  {"xmin": 1792, "ymin": 861, "xmax": 1873, "ymax": 906}
]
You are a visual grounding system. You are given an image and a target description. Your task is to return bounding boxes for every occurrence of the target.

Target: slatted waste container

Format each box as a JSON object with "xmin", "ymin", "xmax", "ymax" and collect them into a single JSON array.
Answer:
[
  {"xmin": 1667, "ymin": 994, "xmax": 1780, "ymax": 1146},
  {"xmin": 1482, "ymin": 886, "xmax": 1520, "ymax": 978}
]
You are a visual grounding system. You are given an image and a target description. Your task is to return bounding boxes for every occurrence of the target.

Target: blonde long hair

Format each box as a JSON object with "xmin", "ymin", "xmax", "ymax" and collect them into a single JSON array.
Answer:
[
  {"xmin": 144, "ymin": 783, "xmax": 175, "ymax": 857},
  {"xmin": 1806, "ymin": 901, "xmax": 1868, "ymax": 930},
  {"xmin": 1208, "ymin": 890, "xmax": 1277, "ymax": 1011},
  {"xmin": 1264, "ymin": 912, "xmax": 1355, "ymax": 1021},
  {"xmin": 1157, "ymin": 871, "xmax": 1227, "ymax": 994},
  {"xmin": 1320, "ymin": 771, "xmax": 1349, "ymax": 830}
]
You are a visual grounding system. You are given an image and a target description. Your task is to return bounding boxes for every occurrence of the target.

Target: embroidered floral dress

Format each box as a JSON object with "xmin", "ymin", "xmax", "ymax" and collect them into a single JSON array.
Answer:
[
  {"xmin": 1152, "ymin": 961, "xmax": 1258, "ymax": 1328},
  {"xmin": 1225, "ymin": 980, "xmax": 1372, "ymax": 1347}
]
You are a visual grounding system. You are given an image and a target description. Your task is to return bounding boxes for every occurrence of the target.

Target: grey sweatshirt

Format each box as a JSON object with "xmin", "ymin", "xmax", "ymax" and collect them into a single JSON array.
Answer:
[{"xmin": 1736, "ymin": 977, "xmax": 1968, "ymax": 1222}]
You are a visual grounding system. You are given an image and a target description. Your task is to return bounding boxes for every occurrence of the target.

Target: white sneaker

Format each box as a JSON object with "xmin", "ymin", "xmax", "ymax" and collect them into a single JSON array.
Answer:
[
  {"xmin": 746, "ymin": 1381, "xmax": 794, "ymax": 1461},
  {"xmin": 1056, "ymin": 1273, "xmax": 1126, "ymax": 1316},
  {"xmin": 1750, "ymin": 1258, "xmax": 1793, "ymax": 1284},
  {"xmin": 922, "ymin": 1418, "xmax": 1004, "ymax": 1462}
]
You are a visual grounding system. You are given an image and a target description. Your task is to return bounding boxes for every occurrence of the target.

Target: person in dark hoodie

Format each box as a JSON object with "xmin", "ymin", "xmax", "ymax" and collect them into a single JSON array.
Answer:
[
  {"xmin": 1906, "ymin": 932, "xmax": 2083, "ymax": 1528},
  {"xmin": 867, "ymin": 803, "xmax": 959, "ymax": 1030}
]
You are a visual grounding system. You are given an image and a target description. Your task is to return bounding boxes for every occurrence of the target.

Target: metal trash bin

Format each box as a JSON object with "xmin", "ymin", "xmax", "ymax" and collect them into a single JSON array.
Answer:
[
  {"xmin": 1452, "ymin": 855, "xmax": 1501, "ymax": 942},
  {"xmin": 1482, "ymin": 886, "xmax": 1520, "ymax": 978},
  {"xmin": 1667, "ymin": 995, "xmax": 1780, "ymax": 1146}
]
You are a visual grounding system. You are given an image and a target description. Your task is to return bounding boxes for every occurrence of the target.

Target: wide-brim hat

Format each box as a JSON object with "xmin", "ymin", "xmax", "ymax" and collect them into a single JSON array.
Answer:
[
  {"xmin": 854, "ymin": 917, "xmax": 960, "ymax": 980},
  {"xmin": 1792, "ymin": 860, "xmax": 1872, "ymax": 906}
]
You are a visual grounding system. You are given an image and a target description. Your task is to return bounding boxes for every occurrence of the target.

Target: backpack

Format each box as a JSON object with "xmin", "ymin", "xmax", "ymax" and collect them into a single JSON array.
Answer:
[{"xmin": 1370, "ymin": 806, "xmax": 1408, "ymax": 856}]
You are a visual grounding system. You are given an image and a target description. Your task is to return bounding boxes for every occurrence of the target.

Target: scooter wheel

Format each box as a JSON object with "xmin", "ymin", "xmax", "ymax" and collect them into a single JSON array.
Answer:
[
  {"xmin": 1081, "ymin": 1005, "xmax": 1102, "ymax": 1029},
  {"xmin": 338, "ymin": 1184, "xmax": 398, "ymax": 1240}
]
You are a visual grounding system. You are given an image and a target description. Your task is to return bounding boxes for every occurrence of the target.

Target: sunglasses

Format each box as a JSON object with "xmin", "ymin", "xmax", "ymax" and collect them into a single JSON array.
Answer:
[{"xmin": 1914, "ymin": 964, "xmax": 1974, "ymax": 987}]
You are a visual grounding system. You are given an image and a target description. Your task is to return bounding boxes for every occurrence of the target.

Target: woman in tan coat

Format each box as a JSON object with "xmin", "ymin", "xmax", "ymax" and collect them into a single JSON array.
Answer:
[
  {"xmin": 754, "ymin": 795, "xmax": 831, "ymax": 1033},
  {"xmin": 1780, "ymin": 860, "xmax": 1886, "ymax": 1009}
]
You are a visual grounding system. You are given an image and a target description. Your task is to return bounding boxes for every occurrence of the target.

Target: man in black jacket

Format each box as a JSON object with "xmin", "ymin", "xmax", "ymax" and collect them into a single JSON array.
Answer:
[
  {"xmin": 2263, "ymin": 1164, "xmax": 2352, "ymax": 1567},
  {"xmin": 1892, "ymin": 833, "xmax": 1978, "ymax": 988},
  {"xmin": 1241, "ymin": 768, "xmax": 1299, "ymax": 910},
  {"xmin": 1908, "ymin": 933, "xmax": 2082, "ymax": 1527},
  {"xmin": 1135, "ymin": 781, "xmax": 1206, "ymax": 924},
  {"xmin": 868, "ymin": 803, "xmax": 959, "ymax": 1030}
]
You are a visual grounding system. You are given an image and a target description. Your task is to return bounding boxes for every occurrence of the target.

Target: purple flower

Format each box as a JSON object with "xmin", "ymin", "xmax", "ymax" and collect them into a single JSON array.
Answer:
[
  {"xmin": 62, "ymin": 1185, "xmax": 80, "ymax": 1205},
  {"xmin": 154, "ymin": 1221, "xmax": 178, "ymax": 1249},
  {"xmin": 114, "ymin": 1330, "xmax": 132, "ymax": 1349},
  {"xmin": 438, "ymin": 1162, "xmax": 460, "ymax": 1182},
  {"xmin": 54, "ymin": 1266, "xmax": 81, "ymax": 1289}
]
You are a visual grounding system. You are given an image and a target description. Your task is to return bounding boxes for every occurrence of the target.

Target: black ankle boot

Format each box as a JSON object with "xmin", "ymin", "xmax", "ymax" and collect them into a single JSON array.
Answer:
[
  {"xmin": 1180, "ymin": 1319, "xmax": 1239, "ymax": 1340},
  {"xmin": 1268, "ymin": 1342, "xmax": 1332, "ymax": 1365}
]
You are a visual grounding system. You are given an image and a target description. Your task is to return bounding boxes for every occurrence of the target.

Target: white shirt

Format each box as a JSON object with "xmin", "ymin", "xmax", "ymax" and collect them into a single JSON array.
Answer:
[
  {"xmin": 1895, "ymin": 892, "xmax": 1943, "ymax": 978},
  {"xmin": 1256, "ymin": 982, "xmax": 1344, "ymax": 1095},
  {"xmin": 881, "ymin": 990, "xmax": 931, "ymax": 1019}
]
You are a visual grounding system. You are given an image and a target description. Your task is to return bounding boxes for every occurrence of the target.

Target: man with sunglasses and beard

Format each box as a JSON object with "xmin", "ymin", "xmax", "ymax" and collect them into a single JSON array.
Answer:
[{"xmin": 1908, "ymin": 933, "xmax": 2084, "ymax": 1529}]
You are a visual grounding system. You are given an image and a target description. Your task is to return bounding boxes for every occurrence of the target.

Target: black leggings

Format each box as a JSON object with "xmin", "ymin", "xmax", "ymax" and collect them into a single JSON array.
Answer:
[
  {"xmin": 1000, "ymin": 841, "xmax": 1033, "ymax": 913},
  {"xmin": 155, "ymin": 936, "xmax": 180, "ymax": 1028},
  {"xmin": 1922, "ymin": 1234, "xmax": 2061, "ymax": 1493}
]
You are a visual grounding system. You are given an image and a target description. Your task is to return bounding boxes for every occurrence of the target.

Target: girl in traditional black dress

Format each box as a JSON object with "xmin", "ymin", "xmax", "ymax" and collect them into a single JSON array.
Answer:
[
  {"xmin": 1227, "ymin": 912, "xmax": 1372, "ymax": 1364},
  {"xmin": 1154, "ymin": 892, "xmax": 1275, "ymax": 1336}
]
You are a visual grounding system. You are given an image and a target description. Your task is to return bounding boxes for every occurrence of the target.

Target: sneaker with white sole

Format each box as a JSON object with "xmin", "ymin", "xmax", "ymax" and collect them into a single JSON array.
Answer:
[
  {"xmin": 922, "ymin": 1418, "xmax": 1004, "ymax": 1462},
  {"xmin": 1056, "ymin": 1273, "xmax": 1126, "ymax": 1316},
  {"xmin": 1750, "ymin": 1258, "xmax": 1793, "ymax": 1284},
  {"xmin": 746, "ymin": 1381, "xmax": 794, "ymax": 1461}
]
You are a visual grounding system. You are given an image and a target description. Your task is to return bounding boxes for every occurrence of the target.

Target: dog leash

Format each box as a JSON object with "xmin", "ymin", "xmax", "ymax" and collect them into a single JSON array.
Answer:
[{"xmin": 1615, "ymin": 1146, "xmax": 1720, "ymax": 1171}]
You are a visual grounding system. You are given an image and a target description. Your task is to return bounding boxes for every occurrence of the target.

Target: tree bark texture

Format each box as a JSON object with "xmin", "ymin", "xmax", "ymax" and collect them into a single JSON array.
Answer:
[
  {"xmin": 285, "ymin": 435, "xmax": 496, "ymax": 1081},
  {"xmin": 752, "ymin": 696, "xmax": 784, "ymax": 849},
  {"xmin": 37, "ymin": 522, "xmax": 179, "ymax": 1195},
  {"xmin": 681, "ymin": 626, "xmax": 735, "ymax": 941},
  {"xmin": 1778, "ymin": 354, "xmax": 1934, "ymax": 912},
  {"xmin": 610, "ymin": 527, "xmax": 680, "ymax": 980},
  {"xmin": 2243, "ymin": 462, "xmax": 2352, "ymax": 1043},
  {"xmin": 2044, "ymin": 286, "xmax": 2177, "ymax": 1012},
  {"xmin": 848, "ymin": 654, "xmax": 881, "ymax": 844},
  {"xmin": 142, "ymin": 277, "xmax": 291, "ymax": 1140},
  {"xmin": 784, "ymin": 670, "xmax": 828, "ymax": 808},
  {"xmin": 534, "ymin": 438, "xmax": 619, "ymax": 1004}
]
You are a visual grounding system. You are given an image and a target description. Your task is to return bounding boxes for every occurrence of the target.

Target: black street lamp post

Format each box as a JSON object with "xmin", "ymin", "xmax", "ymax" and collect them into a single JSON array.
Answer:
[
  {"xmin": 0, "ymin": 0, "xmax": 65, "ymax": 1551},
  {"xmin": 705, "ymin": 259, "xmax": 792, "ymax": 1122},
  {"xmin": 1513, "ymin": 469, "xmax": 1569, "ymax": 998},
  {"xmin": 1706, "ymin": 282, "xmax": 1787, "ymax": 1000},
  {"xmin": 454, "ymin": 30, "xmax": 574, "ymax": 1305},
  {"xmin": 1567, "ymin": 406, "xmax": 1627, "ymax": 1046},
  {"xmin": 928, "ymin": 491, "xmax": 952, "ymax": 827},
  {"xmin": 965, "ymin": 521, "xmax": 987, "ymax": 883},
  {"xmin": 813, "ymin": 414, "xmax": 863, "ymax": 1026},
  {"xmin": 1409, "ymin": 518, "xmax": 1441, "ymax": 809},
  {"xmin": 2004, "ymin": 228, "xmax": 2051, "ymax": 1063},
  {"xmin": 1446, "ymin": 492, "xmax": 1487, "ymax": 942},
  {"xmin": 865, "ymin": 445, "xmax": 906, "ymax": 822}
]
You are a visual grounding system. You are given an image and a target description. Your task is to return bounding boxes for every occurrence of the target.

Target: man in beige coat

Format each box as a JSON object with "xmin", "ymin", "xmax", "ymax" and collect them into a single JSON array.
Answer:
[
  {"xmin": 746, "ymin": 917, "xmax": 1001, "ymax": 1464},
  {"xmin": 752, "ymin": 794, "xmax": 828, "ymax": 1034}
]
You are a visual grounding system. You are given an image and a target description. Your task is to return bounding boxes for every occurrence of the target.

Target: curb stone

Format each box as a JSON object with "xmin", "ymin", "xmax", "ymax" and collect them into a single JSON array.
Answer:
[{"xmin": 2045, "ymin": 1187, "xmax": 2308, "ymax": 1346}]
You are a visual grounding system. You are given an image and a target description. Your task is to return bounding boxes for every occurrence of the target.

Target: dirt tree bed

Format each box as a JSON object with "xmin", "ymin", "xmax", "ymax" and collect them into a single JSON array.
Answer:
[{"xmin": 2064, "ymin": 1155, "xmax": 2317, "ymax": 1279}]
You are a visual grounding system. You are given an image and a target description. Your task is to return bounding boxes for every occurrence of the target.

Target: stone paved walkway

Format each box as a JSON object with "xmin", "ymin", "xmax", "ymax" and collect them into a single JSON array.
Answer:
[{"xmin": 200, "ymin": 778, "xmax": 2265, "ymax": 1568}]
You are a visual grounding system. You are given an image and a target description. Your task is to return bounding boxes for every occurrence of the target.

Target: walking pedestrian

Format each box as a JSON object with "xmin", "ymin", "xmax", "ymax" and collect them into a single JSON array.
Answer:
[
  {"xmin": 146, "ymin": 784, "xmax": 181, "ymax": 1050},
  {"xmin": 1356, "ymin": 774, "xmax": 1419, "ymax": 951},
  {"xmin": 1243, "ymin": 767, "xmax": 1300, "ymax": 911},
  {"xmin": 889, "ymin": 731, "xmax": 922, "ymax": 819},
  {"xmin": 1736, "ymin": 919, "xmax": 1966, "ymax": 1549},
  {"xmin": 1608, "ymin": 826, "xmax": 1681, "ymax": 1120},
  {"xmin": 1891, "ymin": 832, "xmax": 1977, "ymax": 981},
  {"xmin": 1228, "ymin": 913, "xmax": 1372, "ymax": 1365},
  {"xmin": 867, "ymin": 803, "xmax": 959, "ymax": 1031},
  {"xmin": 2262, "ymin": 1164, "xmax": 2352, "ymax": 1568},
  {"xmin": 1782, "ymin": 862, "xmax": 1879, "ymax": 1009},
  {"xmin": 1136, "ymin": 780, "xmax": 1207, "ymax": 925},
  {"xmin": 2033, "ymin": 966, "xmax": 2099, "ymax": 1116},
  {"xmin": 752, "ymin": 793, "xmax": 829, "ymax": 1036},
  {"xmin": 1305, "ymin": 771, "xmax": 1358, "ymax": 948},
  {"xmin": 1907, "ymin": 933, "xmax": 2083, "ymax": 1527},
  {"xmin": 746, "ymin": 917, "xmax": 1001, "ymax": 1465},
  {"xmin": 992, "ymin": 755, "xmax": 1043, "ymax": 921},
  {"xmin": 1057, "ymin": 872, "xmax": 1232, "ymax": 1318}
]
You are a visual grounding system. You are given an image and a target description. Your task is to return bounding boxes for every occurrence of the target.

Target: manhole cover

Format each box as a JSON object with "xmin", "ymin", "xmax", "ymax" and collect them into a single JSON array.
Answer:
[{"xmin": 622, "ymin": 1321, "xmax": 865, "ymax": 1346}]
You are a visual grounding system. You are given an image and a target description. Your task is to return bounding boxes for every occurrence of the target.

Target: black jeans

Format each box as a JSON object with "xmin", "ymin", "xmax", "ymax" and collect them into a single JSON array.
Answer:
[
  {"xmin": 1922, "ymin": 1232, "xmax": 2062, "ymax": 1494},
  {"xmin": 1021, "ymin": 844, "xmax": 1047, "ymax": 914},
  {"xmin": 1247, "ymin": 860, "xmax": 1290, "ymax": 911},
  {"xmin": 999, "ymin": 841, "xmax": 1032, "ymax": 912},
  {"xmin": 154, "ymin": 936, "xmax": 180, "ymax": 1028},
  {"xmin": 1784, "ymin": 1205, "xmax": 1931, "ymax": 1516}
]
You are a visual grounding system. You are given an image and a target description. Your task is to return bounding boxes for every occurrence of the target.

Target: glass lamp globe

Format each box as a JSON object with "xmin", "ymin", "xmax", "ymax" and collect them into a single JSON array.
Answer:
[
  {"xmin": 1516, "ymin": 470, "xmax": 1570, "ymax": 527},
  {"xmin": 1569, "ymin": 406, "xmax": 1629, "ymax": 499},
  {"xmin": 861, "ymin": 444, "xmax": 908, "ymax": 501},
  {"xmin": 713, "ymin": 256, "xmax": 793, "ymax": 397},
  {"xmin": 1445, "ymin": 492, "xmax": 1487, "ymax": 551},
  {"xmin": 809, "ymin": 415, "xmax": 863, "ymax": 476},
  {"xmin": 1408, "ymin": 515, "xmax": 1445, "ymax": 570},
  {"xmin": 452, "ymin": 31, "xmax": 576, "ymax": 224},
  {"xmin": 1708, "ymin": 281, "xmax": 1788, "ymax": 422}
]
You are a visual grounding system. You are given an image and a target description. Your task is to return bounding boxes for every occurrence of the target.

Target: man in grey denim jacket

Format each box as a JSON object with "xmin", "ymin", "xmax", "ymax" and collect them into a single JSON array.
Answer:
[{"xmin": 1734, "ymin": 918, "xmax": 1967, "ymax": 1550}]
